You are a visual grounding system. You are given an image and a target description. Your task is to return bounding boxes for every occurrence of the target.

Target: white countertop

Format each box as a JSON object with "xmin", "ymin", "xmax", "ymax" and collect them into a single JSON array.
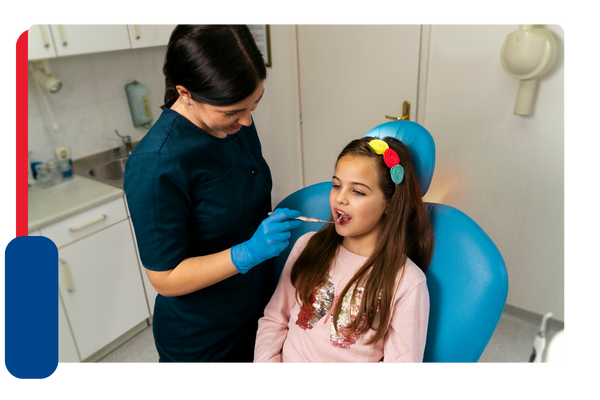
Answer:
[{"xmin": 28, "ymin": 175, "xmax": 124, "ymax": 232}]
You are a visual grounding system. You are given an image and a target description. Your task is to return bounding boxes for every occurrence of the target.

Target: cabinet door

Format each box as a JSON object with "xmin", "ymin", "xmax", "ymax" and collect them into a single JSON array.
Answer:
[
  {"xmin": 28, "ymin": 25, "xmax": 58, "ymax": 60},
  {"xmin": 59, "ymin": 297, "xmax": 80, "ymax": 362},
  {"xmin": 58, "ymin": 219, "xmax": 150, "ymax": 360},
  {"xmin": 49, "ymin": 25, "xmax": 131, "ymax": 57},
  {"xmin": 128, "ymin": 25, "xmax": 176, "ymax": 49},
  {"xmin": 297, "ymin": 25, "xmax": 422, "ymax": 186}
]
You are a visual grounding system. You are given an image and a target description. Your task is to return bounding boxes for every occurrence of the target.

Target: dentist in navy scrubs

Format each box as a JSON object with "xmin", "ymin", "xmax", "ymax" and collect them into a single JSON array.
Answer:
[{"xmin": 124, "ymin": 25, "xmax": 301, "ymax": 362}]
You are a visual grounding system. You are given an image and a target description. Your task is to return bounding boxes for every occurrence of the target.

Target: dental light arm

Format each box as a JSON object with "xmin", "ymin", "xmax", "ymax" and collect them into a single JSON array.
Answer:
[{"xmin": 500, "ymin": 25, "xmax": 557, "ymax": 116}]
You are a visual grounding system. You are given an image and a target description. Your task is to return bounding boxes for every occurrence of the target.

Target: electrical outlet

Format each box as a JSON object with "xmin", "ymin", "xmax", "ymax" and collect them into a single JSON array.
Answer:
[{"xmin": 55, "ymin": 146, "xmax": 71, "ymax": 160}]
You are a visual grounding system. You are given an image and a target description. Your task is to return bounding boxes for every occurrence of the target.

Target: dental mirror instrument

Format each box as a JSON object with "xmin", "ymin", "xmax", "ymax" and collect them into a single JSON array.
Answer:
[{"xmin": 268, "ymin": 211, "xmax": 339, "ymax": 224}]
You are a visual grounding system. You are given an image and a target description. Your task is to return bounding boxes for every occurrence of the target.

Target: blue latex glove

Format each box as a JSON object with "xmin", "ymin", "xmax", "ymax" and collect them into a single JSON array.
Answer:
[{"xmin": 231, "ymin": 208, "xmax": 303, "ymax": 274}]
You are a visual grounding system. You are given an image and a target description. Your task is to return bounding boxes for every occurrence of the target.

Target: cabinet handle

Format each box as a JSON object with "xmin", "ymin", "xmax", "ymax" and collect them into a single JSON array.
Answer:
[
  {"xmin": 60, "ymin": 258, "xmax": 74, "ymax": 292},
  {"xmin": 134, "ymin": 25, "xmax": 141, "ymax": 39},
  {"xmin": 69, "ymin": 214, "xmax": 107, "ymax": 232},
  {"xmin": 58, "ymin": 25, "xmax": 67, "ymax": 46},
  {"xmin": 39, "ymin": 25, "xmax": 50, "ymax": 48}
]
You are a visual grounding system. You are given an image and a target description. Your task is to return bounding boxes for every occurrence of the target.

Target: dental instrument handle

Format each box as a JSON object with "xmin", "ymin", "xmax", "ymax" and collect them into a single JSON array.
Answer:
[
  {"xmin": 268, "ymin": 212, "xmax": 334, "ymax": 224},
  {"xmin": 297, "ymin": 216, "xmax": 335, "ymax": 224}
]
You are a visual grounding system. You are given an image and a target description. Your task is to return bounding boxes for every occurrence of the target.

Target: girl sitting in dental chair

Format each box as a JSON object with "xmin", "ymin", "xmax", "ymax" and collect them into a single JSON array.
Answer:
[{"xmin": 254, "ymin": 136, "xmax": 434, "ymax": 362}]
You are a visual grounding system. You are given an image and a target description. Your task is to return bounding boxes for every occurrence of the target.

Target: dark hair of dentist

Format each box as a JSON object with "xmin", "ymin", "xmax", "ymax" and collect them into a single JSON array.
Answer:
[{"xmin": 124, "ymin": 25, "xmax": 301, "ymax": 362}]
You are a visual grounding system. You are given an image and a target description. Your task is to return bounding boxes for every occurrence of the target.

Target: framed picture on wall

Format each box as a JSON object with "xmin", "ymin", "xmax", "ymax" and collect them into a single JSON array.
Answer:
[{"xmin": 249, "ymin": 25, "xmax": 272, "ymax": 67}]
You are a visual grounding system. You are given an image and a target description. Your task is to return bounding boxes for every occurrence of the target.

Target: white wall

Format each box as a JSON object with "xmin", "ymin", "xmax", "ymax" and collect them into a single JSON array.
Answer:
[
  {"xmin": 421, "ymin": 25, "xmax": 564, "ymax": 321},
  {"xmin": 251, "ymin": 25, "xmax": 303, "ymax": 207}
]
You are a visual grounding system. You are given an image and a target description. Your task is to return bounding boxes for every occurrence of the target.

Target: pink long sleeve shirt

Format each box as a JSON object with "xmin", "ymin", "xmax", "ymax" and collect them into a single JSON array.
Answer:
[{"xmin": 254, "ymin": 232, "xmax": 429, "ymax": 363}]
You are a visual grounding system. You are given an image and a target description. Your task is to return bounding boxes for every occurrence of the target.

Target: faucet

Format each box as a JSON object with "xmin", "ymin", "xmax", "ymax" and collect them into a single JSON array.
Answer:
[{"xmin": 115, "ymin": 129, "xmax": 133, "ymax": 156}]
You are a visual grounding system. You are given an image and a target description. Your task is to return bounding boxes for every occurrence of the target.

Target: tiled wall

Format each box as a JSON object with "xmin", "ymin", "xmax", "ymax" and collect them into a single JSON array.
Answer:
[{"xmin": 28, "ymin": 45, "xmax": 167, "ymax": 163}]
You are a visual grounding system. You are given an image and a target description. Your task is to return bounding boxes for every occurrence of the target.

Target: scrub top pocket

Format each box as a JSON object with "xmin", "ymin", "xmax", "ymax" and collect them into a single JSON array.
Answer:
[{"xmin": 188, "ymin": 161, "xmax": 272, "ymax": 258}]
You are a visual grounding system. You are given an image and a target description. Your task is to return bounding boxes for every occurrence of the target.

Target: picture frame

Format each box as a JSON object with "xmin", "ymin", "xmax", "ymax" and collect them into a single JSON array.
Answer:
[{"xmin": 247, "ymin": 21, "xmax": 273, "ymax": 67}]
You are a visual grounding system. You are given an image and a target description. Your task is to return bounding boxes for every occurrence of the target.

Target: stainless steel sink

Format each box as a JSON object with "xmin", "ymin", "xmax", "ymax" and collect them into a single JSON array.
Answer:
[
  {"xmin": 88, "ymin": 158, "xmax": 127, "ymax": 181},
  {"xmin": 73, "ymin": 145, "xmax": 134, "ymax": 189}
]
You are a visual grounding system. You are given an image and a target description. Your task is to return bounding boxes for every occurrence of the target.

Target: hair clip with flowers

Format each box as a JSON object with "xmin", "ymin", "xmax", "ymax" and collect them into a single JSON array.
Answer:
[{"xmin": 368, "ymin": 139, "xmax": 404, "ymax": 184}]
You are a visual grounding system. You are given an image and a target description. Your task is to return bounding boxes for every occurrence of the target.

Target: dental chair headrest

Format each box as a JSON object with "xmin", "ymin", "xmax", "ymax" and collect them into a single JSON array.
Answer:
[{"xmin": 365, "ymin": 120, "xmax": 436, "ymax": 196}]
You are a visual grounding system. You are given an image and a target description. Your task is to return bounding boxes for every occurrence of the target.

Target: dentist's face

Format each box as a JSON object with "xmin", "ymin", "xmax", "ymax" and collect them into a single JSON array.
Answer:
[{"xmin": 178, "ymin": 81, "xmax": 264, "ymax": 138}]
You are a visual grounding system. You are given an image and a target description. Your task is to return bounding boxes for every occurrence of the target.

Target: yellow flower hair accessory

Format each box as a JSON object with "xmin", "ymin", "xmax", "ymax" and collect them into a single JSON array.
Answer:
[
  {"xmin": 368, "ymin": 139, "xmax": 389, "ymax": 154},
  {"xmin": 368, "ymin": 139, "xmax": 404, "ymax": 184}
]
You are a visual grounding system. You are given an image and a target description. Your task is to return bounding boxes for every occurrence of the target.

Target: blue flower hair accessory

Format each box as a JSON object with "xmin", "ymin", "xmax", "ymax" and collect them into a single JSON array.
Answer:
[{"xmin": 368, "ymin": 139, "xmax": 404, "ymax": 184}]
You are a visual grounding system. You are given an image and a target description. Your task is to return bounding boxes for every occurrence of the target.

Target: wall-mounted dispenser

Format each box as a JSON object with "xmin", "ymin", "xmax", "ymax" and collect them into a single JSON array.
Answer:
[
  {"xmin": 125, "ymin": 80, "xmax": 153, "ymax": 129},
  {"xmin": 500, "ymin": 25, "xmax": 557, "ymax": 116}
]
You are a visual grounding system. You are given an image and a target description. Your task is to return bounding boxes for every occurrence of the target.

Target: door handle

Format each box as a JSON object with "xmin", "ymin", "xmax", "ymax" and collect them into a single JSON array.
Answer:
[{"xmin": 385, "ymin": 100, "xmax": 411, "ymax": 121}]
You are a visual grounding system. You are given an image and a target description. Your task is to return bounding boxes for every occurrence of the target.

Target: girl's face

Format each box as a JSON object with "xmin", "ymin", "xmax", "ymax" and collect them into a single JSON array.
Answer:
[
  {"xmin": 177, "ymin": 81, "xmax": 264, "ymax": 138},
  {"xmin": 330, "ymin": 154, "xmax": 389, "ymax": 256}
]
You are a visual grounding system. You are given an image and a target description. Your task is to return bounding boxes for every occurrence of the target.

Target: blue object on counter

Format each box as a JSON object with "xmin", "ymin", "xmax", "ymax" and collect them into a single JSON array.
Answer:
[
  {"xmin": 31, "ymin": 162, "xmax": 42, "ymax": 180},
  {"xmin": 58, "ymin": 158, "xmax": 72, "ymax": 179}
]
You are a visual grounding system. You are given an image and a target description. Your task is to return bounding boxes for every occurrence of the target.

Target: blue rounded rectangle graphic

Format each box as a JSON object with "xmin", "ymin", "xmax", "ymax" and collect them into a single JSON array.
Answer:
[{"xmin": 5, "ymin": 236, "xmax": 58, "ymax": 379}]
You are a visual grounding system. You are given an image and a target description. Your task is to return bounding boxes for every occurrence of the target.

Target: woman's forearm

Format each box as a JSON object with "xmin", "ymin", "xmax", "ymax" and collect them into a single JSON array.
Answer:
[{"xmin": 145, "ymin": 249, "xmax": 239, "ymax": 297}]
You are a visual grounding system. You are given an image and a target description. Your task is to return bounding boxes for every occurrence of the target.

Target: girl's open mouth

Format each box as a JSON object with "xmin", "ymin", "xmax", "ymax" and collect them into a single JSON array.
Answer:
[{"xmin": 335, "ymin": 208, "xmax": 351, "ymax": 225}]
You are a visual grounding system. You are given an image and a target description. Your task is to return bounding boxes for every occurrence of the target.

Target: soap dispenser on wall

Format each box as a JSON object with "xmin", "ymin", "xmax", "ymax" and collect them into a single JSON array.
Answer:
[
  {"xmin": 125, "ymin": 80, "xmax": 153, "ymax": 128},
  {"xmin": 500, "ymin": 25, "xmax": 557, "ymax": 116}
]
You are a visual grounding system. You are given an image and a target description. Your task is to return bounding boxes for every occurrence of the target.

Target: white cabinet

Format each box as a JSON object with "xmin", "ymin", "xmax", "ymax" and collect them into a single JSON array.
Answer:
[
  {"xmin": 59, "ymin": 297, "xmax": 80, "ymax": 362},
  {"xmin": 40, "ymin": 197, "xmax": 151, "ymax": 361},
  {"xmin": 28, "ymin": 25, "xmax": 59, "ymax": 60},
  {"xmin": 128, "ymin": 24, "xmax": 176, "ymax": 49},
  {"xmin": 28, "ymin": 24, "xmax": 175, "ymax": 60},
  {"xmin": 49, "ymin": 25, "xmax": 132, "ymax": 57},
  {"xmin": 56, "ymin": 219, "xmax": 149, "ymax": 360},
  {"xmin": 41, "ymin": 196, "xmax": 127, "ymax": 249},
  {"xmin": 28, "ymin": 24, "xmax": 131, "ymax": 60}
]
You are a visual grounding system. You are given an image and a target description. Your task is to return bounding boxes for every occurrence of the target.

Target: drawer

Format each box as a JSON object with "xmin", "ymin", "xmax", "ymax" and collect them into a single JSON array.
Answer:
[{"xmin": 40, "ymin": 197, "xmax": 128, "ymax": 248}]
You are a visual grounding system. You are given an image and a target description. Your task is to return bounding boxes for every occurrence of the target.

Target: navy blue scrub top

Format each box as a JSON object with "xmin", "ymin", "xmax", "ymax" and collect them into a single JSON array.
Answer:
[{"xmin": 124, "ymin": 108, "xmax": 273, "ymax": 362}]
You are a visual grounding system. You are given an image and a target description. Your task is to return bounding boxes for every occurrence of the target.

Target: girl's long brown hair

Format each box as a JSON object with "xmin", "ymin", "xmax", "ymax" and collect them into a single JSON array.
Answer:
[{"xmin": 290, "ymin": 136, "xmax": 434, "ymax": 345}]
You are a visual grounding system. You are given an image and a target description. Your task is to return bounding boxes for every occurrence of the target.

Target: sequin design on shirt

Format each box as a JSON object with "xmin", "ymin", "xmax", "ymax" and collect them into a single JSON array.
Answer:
[
  {"xmin": 330, "ymin": 287, "xmax": 365, "ymax": 349},
  {"xmin": 296, "ymin": 276, "xmax": 335, "ymax": 330},
  {"xmin": 296, "ymin": 277, "xmax": 381, "ymax": 349}
]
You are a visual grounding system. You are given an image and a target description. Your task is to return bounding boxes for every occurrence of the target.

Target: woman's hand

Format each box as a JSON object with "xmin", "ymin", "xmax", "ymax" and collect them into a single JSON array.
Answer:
[{"xmin": 231, "ymin": 208, "xmax": 303, "ymax": 274}]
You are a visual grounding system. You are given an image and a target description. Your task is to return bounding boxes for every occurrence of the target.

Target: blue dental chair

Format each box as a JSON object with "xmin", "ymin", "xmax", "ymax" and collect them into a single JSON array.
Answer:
[{"xmin": 271, "ymin": 120, "xmax": 508, "ymax": 362}]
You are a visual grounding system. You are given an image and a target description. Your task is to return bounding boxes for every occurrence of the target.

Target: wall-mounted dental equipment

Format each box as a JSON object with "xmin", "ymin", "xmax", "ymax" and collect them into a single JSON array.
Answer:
[
  {"xmin": 501, "ymin": 25, "xmax": 557, "ymax": 116},
  {"xmin": 31, "ymin": 59, "xmax": 62, "ymax": 94}
]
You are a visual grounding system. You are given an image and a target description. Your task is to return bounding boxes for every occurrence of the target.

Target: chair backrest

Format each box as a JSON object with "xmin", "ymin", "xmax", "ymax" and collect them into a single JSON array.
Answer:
[
  {"xmin": 422, "ymin": 203, "xmax": 508, "ymax": 361},
  {"xmin": 365, "ymin": 120, "xmax": 436, "ymax": 196},
  {"xmin": 272, "ymin": 120, "xmax": 508, "ymax": 362}
]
